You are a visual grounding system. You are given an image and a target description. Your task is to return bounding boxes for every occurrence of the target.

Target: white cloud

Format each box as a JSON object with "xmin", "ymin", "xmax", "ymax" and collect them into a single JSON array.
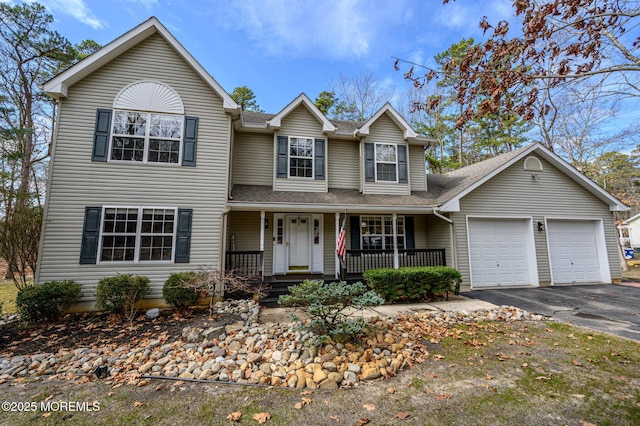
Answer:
[
  {"xmin": 208, "ymin": 0, "xmax": 375, "ymax": 59},
  {"xmin": 37, "ymin": 0, "xmax": 105, "ymax": 29}
]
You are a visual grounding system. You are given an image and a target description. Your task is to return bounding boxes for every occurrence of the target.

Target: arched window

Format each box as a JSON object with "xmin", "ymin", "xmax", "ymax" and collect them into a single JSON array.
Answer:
[{"xmin": 523, "ymin": 156, "xmax": 543, "ymax": 172}]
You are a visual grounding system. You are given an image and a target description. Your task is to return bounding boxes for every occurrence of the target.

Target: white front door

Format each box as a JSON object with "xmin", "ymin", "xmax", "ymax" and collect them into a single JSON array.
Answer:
[{"xmin": 288, "ymin": 216, "xmax": 310, "ymax": 271}]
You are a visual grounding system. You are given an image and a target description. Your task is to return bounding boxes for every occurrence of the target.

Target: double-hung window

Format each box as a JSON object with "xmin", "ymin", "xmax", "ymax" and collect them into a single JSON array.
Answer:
[
  {"xmin": 361, "ymin": 215, "xmax": 405, "ymax": 250},
  {"xmin": 99, "ymin": 207, "xmax": 176, "ymax": 262},
  {"xmin": 375, "ymin": 143, "xmax": 397, "ymax": 182},
  {"xmin": 111, "ymin": 110, "xmax": 182, "ymax": 164},
  {"xmin": 289, "ymin": 137, "xmax": 314, "ymax": 178}
]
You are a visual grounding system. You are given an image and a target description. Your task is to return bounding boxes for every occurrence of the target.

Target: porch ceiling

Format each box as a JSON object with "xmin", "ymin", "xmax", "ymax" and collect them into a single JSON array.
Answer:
[{"xmin": 228, "ymin": 185, "xmax": 438, "ymax": 213}]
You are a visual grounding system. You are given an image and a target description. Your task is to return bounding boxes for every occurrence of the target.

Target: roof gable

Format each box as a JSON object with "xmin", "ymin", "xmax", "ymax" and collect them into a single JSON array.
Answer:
[
  {"xmin": 356, "ymin": 103, "xmax": 417, "ymax": 140},
  {"xmin": 43, "ymin": 17, "xmax": 238, "ymax": 113},
  {"xmin": 436, "ymin": 143, "xmax": 628, "ymax": 212},
  {"xmin": 267, "ymin": 93, "xmax": 336, "ymax": 133}
]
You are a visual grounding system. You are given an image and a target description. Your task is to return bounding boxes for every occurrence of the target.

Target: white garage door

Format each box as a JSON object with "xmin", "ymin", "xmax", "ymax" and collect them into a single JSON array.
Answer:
[
  {"xmin": 468, "ymin": 218, "xmax": 534, "ymax": 288},
  {"xmin": 547, "ymin": 220, "xmax": 602, "ymax": 284}
]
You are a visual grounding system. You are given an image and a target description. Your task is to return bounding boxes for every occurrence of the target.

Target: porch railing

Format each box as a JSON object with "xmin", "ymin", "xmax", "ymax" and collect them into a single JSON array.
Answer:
[
  {"xmin": 225, "ymin": 250, "xmax": 264, "ymax": 277},
  {"xmin": 345, "ymin": 248, "xmax": 446, "ymax": 275}
]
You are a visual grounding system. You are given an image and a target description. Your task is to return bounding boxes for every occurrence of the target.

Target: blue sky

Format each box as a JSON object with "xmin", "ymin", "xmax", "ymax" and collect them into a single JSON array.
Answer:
[{"xmin": 13, "ymin": 0, "xmax": 515, "ymax": 114}]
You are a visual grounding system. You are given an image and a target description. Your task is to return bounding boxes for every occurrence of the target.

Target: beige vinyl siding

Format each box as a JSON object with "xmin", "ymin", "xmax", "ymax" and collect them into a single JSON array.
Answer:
[
  {"xmin": 424, "ymin": 215, "xmax": 453, "ymax": 266},
  {"xmin": 452, "ymin": 156, "xmax": 620, "ymax": 287},
  {"xmin": 274, "ymin": 105, "xmax": 327, "ymax": 192},
  {"xmin": 409, "ymin": 145, "xmax": 427, "ymax": 192},
  {"xmin": 233, "ymin": 132, "xmax": 273, "ymax": 186},
  {"xmin": 323, "ymin": 213, "xmax": 337, "ymax": 276},
  {"xmin": 226, "ymin": 211, "xmax": 274, "ymax": 276},
  {"xmin": 37, "ymin": 33, "xmax": 231, "ymax": 300},
  {"xmin": 328, "ymin": 139, "xmax": 359, "ymax": 189},
  {"xmin": 363, "ymin": 114, "xmax": 410, "ymax": 195}
]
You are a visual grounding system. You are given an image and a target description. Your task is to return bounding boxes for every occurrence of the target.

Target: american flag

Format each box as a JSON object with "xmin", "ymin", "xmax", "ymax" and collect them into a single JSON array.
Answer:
[{"xmin": 336, "ymin": 214, "xmax": 346, "ymax": 261}]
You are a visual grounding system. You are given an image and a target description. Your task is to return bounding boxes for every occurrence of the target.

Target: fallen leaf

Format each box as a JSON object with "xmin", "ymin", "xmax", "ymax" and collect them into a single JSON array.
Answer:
[
  {"xmin": 535, "ymin": 376, "xmax": 551, "ymax": 380},
  {"xmin": 155, "ymin": 385, "xmax": 163, "ymax": 391},
  {"xmin": 572, "ymin": 360, "xmax": 582, "ymax": 367},
  {"xmin": 428, "ymin": 373, "xmax": 437, "ymax": 379},
  {"xmin": 107, "ymin": 392, "xmax": 115, "ymax": 397},
  {"xmin": 355, "ymin": 419, "xmax": 370, "ymax": 426},
  {"xmin": 363, "ymin": 404, "xmax": 376, "ymax": 411},
  {"xmin": 435, "ymin": 394, "xmax": 452, "ymax": 401},
  {"xmin": 294, "ymin": 402, "xmax": 303, "ymax": 410},
  {"xmin": 137, "ymin": 380, "xmax": 148, "ymax": 387},
  {"xmin": 134, "ymin": 401, "xmax": 144, "ymax": 407},
  {"xmin": 386, "ymin": 387, "xmax": 396, "ymax": 394},
  {"xmin": 396, "ymin": 412, "xmax": 411, "ymax": 419},
  {"xmin": 330, "ymin": 415, "xmax": 340, "ymax": 423},
  {"xmin": 253, "ymin": 412, "xmax": 271, "ymax": 424},
  {"xmin": 227, "ymin": 412, "xmax": 242, "ymax": 422},
  {"xmin": 571, "ymin": 394, "xmax": 586, "ymax": 398},
  {"xmin": 521, "ymin": 363, "xmax": 529, "ymax": 368},
  {"xmin": 486, "ymin": 374, "xmax": 493, "ymax": 380},
  {"xmin": 301, "ymin": 390, "xmax": 313, "ymax": 395},
  {"xmin": 111, "ymin": 383, "xmax": 123, "ymax": 389},
  {"xmin": 42, "ymin": 413, "xmax": 52, "ymax": 418},
  {"xmin": 433, "ymin": 355, "xmax": 445, "ymax": 360},
  {"xmin": 174, "ymin": 380, "xmax": 185, "ymax": 386},
  {"xmin": 44, "ymin": 395, "xmax": 54, "ymax": 401},
  {"xmin": 587, "ymin": 336, "xmax": 594, "ymax": 340}
]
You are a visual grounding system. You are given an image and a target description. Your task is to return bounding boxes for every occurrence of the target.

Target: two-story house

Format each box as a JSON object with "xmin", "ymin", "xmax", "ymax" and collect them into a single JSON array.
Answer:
[{"xmin": 36, "ymin": 18, "xmax": 627, "ymax": 308}]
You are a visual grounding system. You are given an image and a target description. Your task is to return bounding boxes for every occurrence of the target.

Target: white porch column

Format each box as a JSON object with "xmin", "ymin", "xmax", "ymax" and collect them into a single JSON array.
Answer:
[
  {"xmin": 335, "ymin": 212, "xmax": 340, "ymax": 279},
  {"xmin": 260, "ymin": 210, "xmax": 266, "ymax": 275},
  {"xmin": 259, "ymin": 211, "xmax": 266, "ymax": 251},
  {"xmin": 393, "ymin": 213, "xmax": 399, "ymax": 269}
]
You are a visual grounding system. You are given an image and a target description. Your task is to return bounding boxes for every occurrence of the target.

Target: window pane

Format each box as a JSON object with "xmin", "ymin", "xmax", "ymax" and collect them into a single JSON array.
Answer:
[
  {"xmin": 375, "ymin": 144, "xmax": 396, "ymax": 162},
  {"xmin": 376, "ymin": 163, "xmax": 397, "ymax": 181},
  {"xmin": 148, "ymin": 139, "xmax": 180, "ymax": 164}
]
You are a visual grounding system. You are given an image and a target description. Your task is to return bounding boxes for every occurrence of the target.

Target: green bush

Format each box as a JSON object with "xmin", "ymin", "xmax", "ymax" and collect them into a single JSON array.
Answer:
[
  {"xmin": 95, "ymin": 274, "xmax": 150, "ymax": 319},
  {"xmin": 16, "ymin": 280, "xmax": 81, "ymax": 322},
  {"xmin": 363, "ymin": 266, "xmax": 462, "ymax": 303},
  {"xmin": 163, "ymin": 271, "xmax": 198, "ymax": 311},
  {"xmin": 278, "ymin": 280, "xmax": 384, "ymax": 345}
]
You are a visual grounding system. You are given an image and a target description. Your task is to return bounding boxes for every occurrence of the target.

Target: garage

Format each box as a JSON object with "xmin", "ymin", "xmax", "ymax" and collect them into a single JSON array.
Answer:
[
  {"xmin": 547, "ymin": 219, "xmax": 609, "ymax": 284},
  {"xmin": 468, "ymin": 218, "xmax": 538, "ymax": 288}
]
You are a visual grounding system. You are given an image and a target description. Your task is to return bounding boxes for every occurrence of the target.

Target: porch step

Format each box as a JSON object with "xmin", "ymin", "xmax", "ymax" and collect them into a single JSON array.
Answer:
[{"xmin": 259, "ymin": 275, "xmax": 364, "ymax": 307}]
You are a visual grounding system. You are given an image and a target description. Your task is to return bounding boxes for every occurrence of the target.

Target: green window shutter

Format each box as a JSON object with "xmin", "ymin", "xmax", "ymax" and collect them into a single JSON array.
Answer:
[
  {"xmin": 364, "ymin": 142, "xmax": 375, "ymax": 182},
  {"xmin": 314, "ymin": 138, "xmax": 325, "ymax": 180},
  {"xmin": 182, "ymin": 116, "xmax": 198, "ymax": 166},
  {"xmin": 405, "ymin": 216, "xmax": 415, "ymax": 250},
  {"xmin": 80, "ymin": 207, "xmax": 102, "ymax": 264},
  {"xmin": 277, "ymin": 136, "xmax": 288, "ymax": 178},
  {"xmin": 350, "ymin": 215, "xmax": 360, "ymax": 256},
  {"xmin": 92, "ymin": 109, "xmax": 112, "ymax": 162},
  {"xmin": 175, "ymin": 208, "xmax": 193, "ymax": 263},
  {"xmin": 397, "ymin": 144, "xmax": 408, "ymax": 183}
]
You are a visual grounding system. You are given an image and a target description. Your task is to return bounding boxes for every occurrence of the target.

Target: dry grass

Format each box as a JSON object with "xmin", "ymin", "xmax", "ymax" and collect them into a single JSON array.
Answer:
[
  {"xmin": 0, "ymin": 279, "xmax": 18, "ymax": 315},
  {"xmin": 0, "ymin": 320, "xmax": 638, "ymax": 425}
]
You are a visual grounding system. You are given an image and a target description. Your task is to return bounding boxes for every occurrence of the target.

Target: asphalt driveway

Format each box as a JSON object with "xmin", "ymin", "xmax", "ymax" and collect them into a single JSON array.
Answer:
[{"xmin": 466, "ymin": 284, "xmax": 640, "ymax": 341}]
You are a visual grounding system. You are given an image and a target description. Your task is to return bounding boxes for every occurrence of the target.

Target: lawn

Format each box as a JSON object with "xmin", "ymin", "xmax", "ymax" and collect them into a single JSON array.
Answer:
[
  {"xmin": 0, "ymin": 279, "xmax": 18, "ymax": 315},
  {"xmin": 1, "ymin": 319, "xmax": 639, "ymax": 425}
]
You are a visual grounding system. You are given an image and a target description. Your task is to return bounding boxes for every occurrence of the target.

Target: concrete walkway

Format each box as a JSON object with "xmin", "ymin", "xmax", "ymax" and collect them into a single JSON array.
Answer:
[{"xmin": 259, "ymin": 294, "xmax": 498, "ymax": 323}]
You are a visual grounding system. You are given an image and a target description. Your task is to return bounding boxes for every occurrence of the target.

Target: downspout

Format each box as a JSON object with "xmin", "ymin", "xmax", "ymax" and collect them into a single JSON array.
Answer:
[
  {"xmin": 218, "ymin": 206, "xmax": 231, "ymax": 301},
  {"xmin": 433, "ymin": 207, "xmax": 457, "ymax": 269}
]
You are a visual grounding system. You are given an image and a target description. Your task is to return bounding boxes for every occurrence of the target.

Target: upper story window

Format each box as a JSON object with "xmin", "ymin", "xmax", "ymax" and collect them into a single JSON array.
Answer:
[
  {"xmin": 111, "ymin": 110, "xmax": 182, "ymax": 163},
  {"xmin": 91, "ymin": 81, "xmax": 198, "ymax": 167},
  {"xmin": 375, "ymin": 143, "xmax": 397, "ymax": 182},
  {"xmin": 277, "ymin": 136, "xmax": 325, "ymax": 180},
  {"xmin": 364, "ymin": 142, "xmax": 408, "ymax": 184},
  {"xmin": 289, "ymin": 137, "xmax": 314, "ymax": 178}
]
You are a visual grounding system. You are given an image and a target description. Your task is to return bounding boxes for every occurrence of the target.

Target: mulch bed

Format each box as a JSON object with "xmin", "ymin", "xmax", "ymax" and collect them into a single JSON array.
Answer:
[{"xmin": 0, "ymin": 309, "xmax": 242, "ymax": 358}]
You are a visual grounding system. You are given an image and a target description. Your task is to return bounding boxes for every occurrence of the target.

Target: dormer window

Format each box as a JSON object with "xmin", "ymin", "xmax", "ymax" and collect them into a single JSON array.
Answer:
[
  {"xmin": 375, "ymin": 143, "xmax": 397, "ymax": 182},
  {"xmin": 364, "ymin": 142, "xmax": 408, "ymax": 184},
  {"xmin": 289, "ymin": 137, "xmax": 314, "ymax": 178}
]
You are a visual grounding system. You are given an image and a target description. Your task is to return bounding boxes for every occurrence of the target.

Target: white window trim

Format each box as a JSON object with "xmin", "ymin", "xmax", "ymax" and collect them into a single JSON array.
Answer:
[
  {"xmin": 287, "ymin": 136, "xmax": 315, "ymax": 179},
  {"xmin": 374, "ymin": 142, "xmax": 398, "ymax": 183},
  {"xmin": 361, "ymin": 215, "xmax": 405, "ymax": 250},
  {"xmin": 97, "ymin": 206, "xmax": 178, "ymax": 264},
  {"xmin": 108, "ymin": 109, "xmax": 184, "ymax": 165}
]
